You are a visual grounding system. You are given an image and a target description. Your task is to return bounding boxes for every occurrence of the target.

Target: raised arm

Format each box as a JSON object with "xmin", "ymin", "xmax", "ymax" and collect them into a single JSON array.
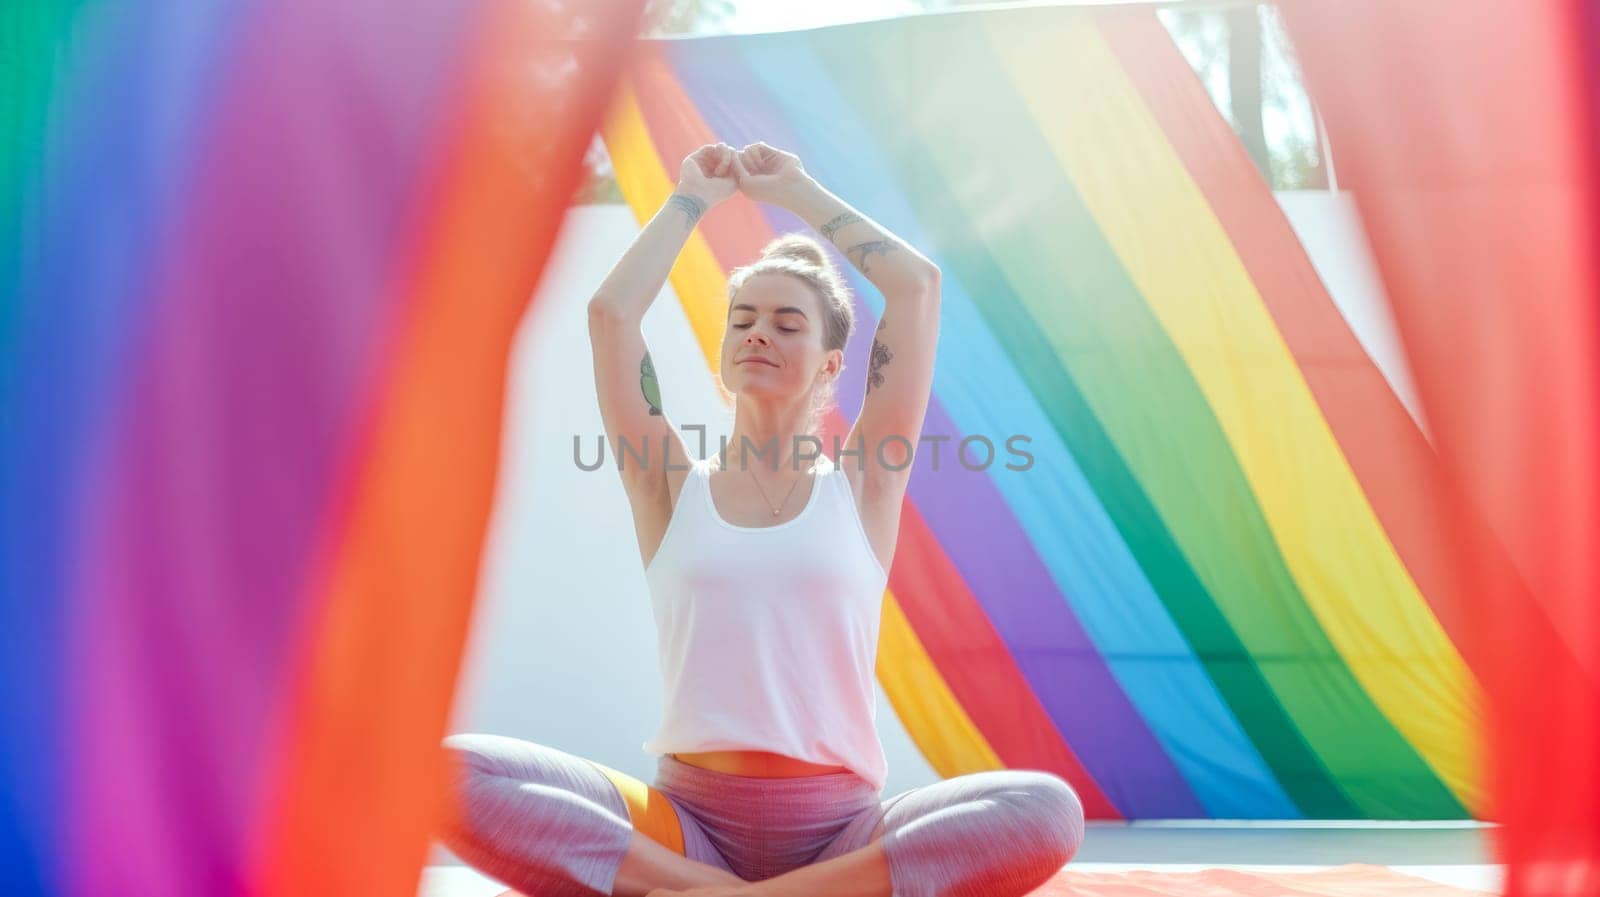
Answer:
[
  {"xmin": 588, "ymin": 143, "xmax": 737, "ymax": 550},
  {"xmin": 734, "ymin": 143, "xmax": 942, "ymax": 497}
]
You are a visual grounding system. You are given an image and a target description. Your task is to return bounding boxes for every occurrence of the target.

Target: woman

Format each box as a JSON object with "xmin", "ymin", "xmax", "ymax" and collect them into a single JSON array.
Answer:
[{"xmin": 439, "ymin": 142, "xmax": 1084, "ymax": 897}]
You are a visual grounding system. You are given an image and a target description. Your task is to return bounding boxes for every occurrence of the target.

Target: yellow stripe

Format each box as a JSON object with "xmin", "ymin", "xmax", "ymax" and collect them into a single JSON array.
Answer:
[
  {"xmin": 601, "ymin": 81, "xmax": 1002, "ymax": 781},
  {"xmin": 602, "ymin": 79, "xmax": 729, "ymax": 368},
  {"xmin": 877, "ymin": 595, "xmax": 1004, "ymax": 777},
  {"xmin": 985, "ymin": 18, "xmax": 1482, "ymax": 811}
]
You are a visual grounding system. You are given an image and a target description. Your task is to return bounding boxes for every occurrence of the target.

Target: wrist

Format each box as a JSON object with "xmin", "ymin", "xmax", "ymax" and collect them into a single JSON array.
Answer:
[
  {"xmin": 773, "ymin": 173, "xmax": 824, "ymax": 209},
  {"xmin": 778, "ymin": 176, "xmax": 841, "ymax": 226},
  {"xmin": 671, "ymin": 187, "xmax": 716, "ymax": 212}
]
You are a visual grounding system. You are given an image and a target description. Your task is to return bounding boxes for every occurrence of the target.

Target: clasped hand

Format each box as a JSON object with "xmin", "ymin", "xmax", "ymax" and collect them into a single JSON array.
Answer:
[{"xmin": 676, "ymin": 141, "xmax": 811, "ymax": 210}]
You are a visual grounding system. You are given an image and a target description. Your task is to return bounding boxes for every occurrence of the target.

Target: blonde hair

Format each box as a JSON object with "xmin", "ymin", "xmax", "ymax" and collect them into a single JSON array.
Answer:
[{"xmin": 724, "ymin": 233, "xmax": 855, "ymax": 435}]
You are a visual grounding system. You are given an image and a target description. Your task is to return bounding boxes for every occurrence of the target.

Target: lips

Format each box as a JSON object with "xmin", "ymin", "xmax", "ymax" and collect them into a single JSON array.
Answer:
[{"xmin": 738, "ymin": 357, "xmax": 777, "ymax": 367}]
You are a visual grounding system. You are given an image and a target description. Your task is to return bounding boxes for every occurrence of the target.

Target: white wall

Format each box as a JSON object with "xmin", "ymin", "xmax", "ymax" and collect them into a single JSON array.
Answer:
[
  {"xmin": 441, "ymin": 194, "xmax": 1415, "ymax": 837},
  {"xmin": 1274, "ymin": 190, "xmax": 1427, "ymax": 436}
]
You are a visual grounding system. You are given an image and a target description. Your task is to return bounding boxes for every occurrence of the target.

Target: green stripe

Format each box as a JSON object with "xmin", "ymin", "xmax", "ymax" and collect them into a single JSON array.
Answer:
[
  {"xmin": 806, "ymin": 17, "xmax": 1352, "ymax": 818},
  {"xmin": 0, "ymin": 3, "xmax": 83, "ymax": 355},
  {"xmin": 809, "ymin": 13, "xmax": 1465, "ymax": 818}
]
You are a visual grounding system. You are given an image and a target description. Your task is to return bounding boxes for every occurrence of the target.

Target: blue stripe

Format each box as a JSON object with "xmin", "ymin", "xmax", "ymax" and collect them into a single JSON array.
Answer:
[{"xmin": 664, "ymin": 33, "xmax": 1295, "ymax": 817}]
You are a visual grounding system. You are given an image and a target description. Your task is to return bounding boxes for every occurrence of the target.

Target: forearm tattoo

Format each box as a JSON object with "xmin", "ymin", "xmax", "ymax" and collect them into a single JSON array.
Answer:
[
  {"xmin": 666, "ymin": 193, "xmax": 707, "ymax": 227},
  {"xmin": 867, "ymin": 318, "xmax": 893, "ymax": 394},
  {"xmin": 845, "ymin": 239, "xmax": 901, "ymax": 275},
  {"xmin": 640, "ymin": 351, "xmax": 663, "ymax": 416},
  {"xmin": 819, "ymin": 211, "xmax": 863, "ymax": 242}
]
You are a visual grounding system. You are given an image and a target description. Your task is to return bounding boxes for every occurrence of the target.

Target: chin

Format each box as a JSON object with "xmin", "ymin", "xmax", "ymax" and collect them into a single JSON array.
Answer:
[
  {"xmin": 733, "ymin": 382, "xmax": 779, "ymax": 400},
  {"xmin": 730, "ymin": 375, "xmax": 797, "ymax": 402}
]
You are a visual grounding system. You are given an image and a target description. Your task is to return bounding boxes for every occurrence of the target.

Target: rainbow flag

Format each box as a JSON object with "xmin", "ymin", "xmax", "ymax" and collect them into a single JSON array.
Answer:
[
  {"xmin": 603, "ymin": 5, "xmax": 1502, "ymax": 821},
  {"xmin": 0, "ymin": 1, "xmax": 641, "ymax": 895}
]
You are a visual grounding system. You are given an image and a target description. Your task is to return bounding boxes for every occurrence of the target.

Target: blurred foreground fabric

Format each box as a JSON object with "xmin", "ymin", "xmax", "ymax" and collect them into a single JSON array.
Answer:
[
  {"xmin": 0, "ymin": 1, "xmax": 643, "ymax": 894},
  {"xmin": 1281, "ymin": 1, "xmax": 1600, "ymax": 894}
]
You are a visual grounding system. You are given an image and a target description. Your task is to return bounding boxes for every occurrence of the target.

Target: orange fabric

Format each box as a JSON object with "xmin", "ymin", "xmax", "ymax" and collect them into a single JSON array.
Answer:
[{"xmin": 586, "ymin": 760, "xmax": 688, "ymax": 856}]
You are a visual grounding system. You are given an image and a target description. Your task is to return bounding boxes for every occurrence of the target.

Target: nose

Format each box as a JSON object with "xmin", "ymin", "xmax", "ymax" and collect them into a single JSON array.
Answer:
[{"xmin": 744, "ymin": 329, "xmax": 771, "ymax": 347}]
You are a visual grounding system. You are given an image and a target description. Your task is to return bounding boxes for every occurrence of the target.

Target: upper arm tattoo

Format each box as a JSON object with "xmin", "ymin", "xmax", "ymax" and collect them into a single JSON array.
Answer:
[
  {"xmin": 640, "ymin": 351, "xmax": 663, "ymax": 416},
  {"xmin": 819, "ymin": 211, "xmax": 906, "ymax": 276},
  {"xmin": 866, "ymin": 318, "xmax": 893, "ymax": 395},
  {"xmin": 666, "ymin": 193, "xmax": 707, "ymax": 227},
  {"xmin": 820, "ymin": 211, "xmax": 863, "ymax": 242},
  {"xmin": 845, "ymin": 239, "xmax": 901, "ymax": 276}
]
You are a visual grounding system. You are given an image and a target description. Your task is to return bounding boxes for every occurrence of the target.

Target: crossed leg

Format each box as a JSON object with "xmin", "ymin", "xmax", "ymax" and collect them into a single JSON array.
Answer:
[
  {"xmin": 440, "ymin": 735, "xmax": 1083, "ymax": 897},
  {"xmin": 439, "ymin": 734, "xmax": 745, "ymax": 897},
  {"xmin": 646, "ymin": 769, "xmax": 1085, "ymax": 897}
]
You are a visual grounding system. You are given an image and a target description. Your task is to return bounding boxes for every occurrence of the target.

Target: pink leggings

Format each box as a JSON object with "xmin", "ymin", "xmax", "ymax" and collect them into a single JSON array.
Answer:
[{"xmin": 438, "ymin": 733, "xmax": 1084, "ymax": 897}]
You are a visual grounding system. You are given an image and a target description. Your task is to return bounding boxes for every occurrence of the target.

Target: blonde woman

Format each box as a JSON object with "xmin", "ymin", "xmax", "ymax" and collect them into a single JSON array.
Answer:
[{"xmin": 439, "ymin": 142, "xmax": 1083, "ymax": 897}]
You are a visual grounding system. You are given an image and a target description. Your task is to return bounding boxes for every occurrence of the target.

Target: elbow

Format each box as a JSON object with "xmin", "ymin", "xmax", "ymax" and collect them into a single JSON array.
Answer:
[
  {"xmin": 588, "ymin": 295, "xmax": 635, "ymax": 328},
  {"xmin": 588, "ymin": 294, "xmax": 620, "ymax": 319},
  {"xmin": 587, "ymin": 297, "xmax": 633, "ymax": 343},
  {"xmin": 885, "ymin": 263, "xmax": 940, "ymax": 305},
  {"xmin": 912, "ymin": 264, "xmax": 941, "ymax": 304}
]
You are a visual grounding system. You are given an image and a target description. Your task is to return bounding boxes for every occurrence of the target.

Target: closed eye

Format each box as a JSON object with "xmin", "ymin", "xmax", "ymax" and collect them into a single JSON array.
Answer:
[{"xmin": 733, "ymin": 323, "xmax": 799, "ymax": 333}]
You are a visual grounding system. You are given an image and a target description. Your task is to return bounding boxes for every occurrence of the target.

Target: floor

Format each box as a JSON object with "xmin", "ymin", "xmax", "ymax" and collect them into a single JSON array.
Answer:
[{"xmin": 418, "ymin": 820, "xmax": 1503, "ymax": 895}]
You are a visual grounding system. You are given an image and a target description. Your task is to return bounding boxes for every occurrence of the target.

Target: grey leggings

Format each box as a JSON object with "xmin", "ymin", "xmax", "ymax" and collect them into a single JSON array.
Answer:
[{"xmin": 438, "ymin": 734, "xmax": 1084, "ymax": 897}]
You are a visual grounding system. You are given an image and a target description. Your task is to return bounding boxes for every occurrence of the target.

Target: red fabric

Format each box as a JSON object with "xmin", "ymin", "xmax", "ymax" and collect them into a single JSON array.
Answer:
[{"xmin": 1279, "ymin": 2, "xmax": 1600, "ymax": 894}]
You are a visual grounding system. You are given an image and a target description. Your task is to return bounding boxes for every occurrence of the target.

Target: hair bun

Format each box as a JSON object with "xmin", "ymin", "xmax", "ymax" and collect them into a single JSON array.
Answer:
[{"xmin": 759, "ymin": 233, "xmax": 828, "ymax": 268}]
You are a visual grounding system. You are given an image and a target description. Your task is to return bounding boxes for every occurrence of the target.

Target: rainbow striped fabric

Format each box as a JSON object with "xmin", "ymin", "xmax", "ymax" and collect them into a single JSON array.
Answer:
[
  {"xmin": 603, "ymin": 5, "xmax": 1491, "ymax": 821},
  {"xmin": 0, "ymin": 1, "xmax": 639, "ymax": 895}
]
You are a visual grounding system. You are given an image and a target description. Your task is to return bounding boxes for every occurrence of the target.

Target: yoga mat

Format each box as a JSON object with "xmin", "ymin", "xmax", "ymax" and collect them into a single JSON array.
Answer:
[{"xmin": 1035, "ymin": 863, "xmax": 1494, "ymax": 896}]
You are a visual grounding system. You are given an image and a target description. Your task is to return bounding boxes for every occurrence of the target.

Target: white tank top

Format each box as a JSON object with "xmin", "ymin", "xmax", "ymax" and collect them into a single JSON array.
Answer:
[{"xmin": 641, "ymin": 451, "xmax": 891, "ymax": 790}]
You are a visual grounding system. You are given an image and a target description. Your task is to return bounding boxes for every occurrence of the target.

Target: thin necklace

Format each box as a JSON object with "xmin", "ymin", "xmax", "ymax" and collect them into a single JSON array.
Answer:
[{"xmin": 717, "ymin": 447, "xmax": 805, "ymax": 517}]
